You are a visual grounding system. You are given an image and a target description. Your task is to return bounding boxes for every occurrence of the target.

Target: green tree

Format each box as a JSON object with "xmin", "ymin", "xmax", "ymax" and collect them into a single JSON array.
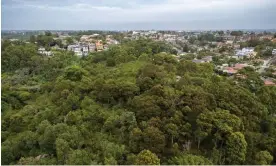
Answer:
[
  {"xmin": 66, "ymin": 37, "xmax": 74, "ymax": 45},
  {"xmin": 56, "ymin": 138, "xmax": 70, "ymax": 164},
  {"xmin": 30, "ymin": 35, "xmax": 36, "ymax": 43},
  {"xmin": 64, "ymin": 65, "xmax": 88, "ymax": 81},
  {"xmin": 254, "ymin": 151, "xmax": 273, "ymax": 165},
  {"xmin": 134, "ymin": 150, "xmax": 160, "ymax": 165},
  {"xmin": 164, "ymin": 123, "xmax": 179, "ymax": 144},
  {"xmin": 257, "ymin": 86, "xmax": 276, "ymax": 115},
  {"xmin": 169, "ymin": 153, "xmax": 213, "ymax": 165},
  {"xmin": 66, "ymin": 150, "xmax": 92, "ymax": 165},
  {"xmin": 141, "ymin": 126, "xmax": 165, "ymax": 154},
  {"xmin": 1, "ymin": 146, "xmax": 15, "ymax": 165},
  {"xmin": 225, "ymin": 132, "xmax": 247, "ymax": 165}
]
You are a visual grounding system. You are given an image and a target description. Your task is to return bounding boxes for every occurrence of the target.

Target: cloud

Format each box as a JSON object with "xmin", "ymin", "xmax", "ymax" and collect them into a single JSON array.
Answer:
[{"xmin": 2, "ymin": 0, "xmax": 276, "ymax": 30}]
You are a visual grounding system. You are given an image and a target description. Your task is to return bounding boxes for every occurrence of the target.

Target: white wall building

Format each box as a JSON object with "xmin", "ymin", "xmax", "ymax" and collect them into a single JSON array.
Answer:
[
  {"xmin": 235, "ymin": 47, "xmax": 255, "ymax": 59},
  {"xmin": 38, "ymin": 47, "xmax": 52, "ymax": 56},
  {"xmin": 272, "ymin": 49, "xmax": 276, "ymax": 55},
  {"xmin": 82, "ymin": 46, "xmax": 89, "ymax": 56}
]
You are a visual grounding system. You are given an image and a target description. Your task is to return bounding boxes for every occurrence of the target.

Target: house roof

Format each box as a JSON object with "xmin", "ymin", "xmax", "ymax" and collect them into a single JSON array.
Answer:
[
  {"xmin": 234, "ymin": 64, "xmax": 247, "ymax": 70},
  {"xmin": 224, "ymin": 67, "xmax": 238, "ymax": 74},
  {"xmin": 264, "ymin": 80, "xmax": 276, "ymax": 86},
  {"xmin": 192, "ymin": 59, "xmax": 204, "ymax": 63}
]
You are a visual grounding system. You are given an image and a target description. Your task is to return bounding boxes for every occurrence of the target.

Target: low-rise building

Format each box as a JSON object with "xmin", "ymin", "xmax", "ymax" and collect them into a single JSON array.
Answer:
[
  {"xmin": 221, "ymin": 63, "xmax": 248, "ymax": 75},
  {"xmin": 234, "ymin": 47, "xmax": 256, "ymax": 59},
  {"xmin": 272, "ymin": 49, "xmax": 276, "ymax": 55},
  {"xmin": 82, "ymin": 46, "xmax": 89, "ymax": 56},
  {"xmin": 89, "ymin": 44, "xmax": 96, "ymax": 52},
  {"xmin": 95, "ymin": 41, "xmax": 104, "ymax": 51},
  {"xmin": 233, "ymin": 44, "xmax": 240, "ymax": 49},
  {"xmin": 192, "ymin": 59, "xmax": 205, "ymax": 63},
  {"xmin": 223, "ymin": 67, "xmax": 238, "ymax": 75},
  {"xmin": 68, "ymin": 44, "xmax": 89, "ymax": 57},
  {"xmin": 38, "ymin": 47, "xmax": 52, "ymax": 56},
  {"xmin": 264, "ymin": 80, "xmax": 276, "ymax": 86},
  {"xmin": 233, "ymin": 63, "xmax": 248, "ymax": 70},
  {"xmin": 225, "ymin": 40, "xmax": 234, "ymax": 45}
]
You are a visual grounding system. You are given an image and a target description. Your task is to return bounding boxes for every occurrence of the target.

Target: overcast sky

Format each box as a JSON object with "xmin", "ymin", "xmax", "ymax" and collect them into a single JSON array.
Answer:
[{"xmin": 2, "ymin": 0, "xmax": 276, "ymax": 30}]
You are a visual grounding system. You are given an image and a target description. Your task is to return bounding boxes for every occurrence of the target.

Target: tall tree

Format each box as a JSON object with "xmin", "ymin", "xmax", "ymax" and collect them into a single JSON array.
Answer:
[
  {"xmin": 225, "ymin": 132, "xmax": 247, "ymax": 165},
  {"xmin": 134, "ymin": 150, "xmax": 160, "ymax": 165}
]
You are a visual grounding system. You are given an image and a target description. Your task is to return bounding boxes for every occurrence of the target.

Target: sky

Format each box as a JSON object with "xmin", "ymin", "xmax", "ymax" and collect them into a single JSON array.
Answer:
[{"xmin": 2, "ymin": 0, "xmax": 276, "ymax": 30}]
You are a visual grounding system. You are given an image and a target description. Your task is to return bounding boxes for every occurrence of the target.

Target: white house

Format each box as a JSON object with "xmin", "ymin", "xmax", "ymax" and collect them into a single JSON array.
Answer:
[
  {"xmin": 38, "ymin": 47, "xmax": 52, "ymax": 56},
  {"xmin": 235, "ymin": 47, "xmax": 255, "ymax": 59},
  {"xmin": 75, "ymin": 51, "xmax": 82, "ymax": 57},
  {"xmin": 272, "ymin": 49, "xmax": 276, "ymax": 55},
  {"xmin": 89, "ymin": 44, "xmax": 96, "ymax": 52},
  {"xmin": 68, "ymin": 44, "xmax": 86, "ymax": 57},
  {"xmin": 82, "ymin": 46, "xmax": 89, "ymax": 56}
]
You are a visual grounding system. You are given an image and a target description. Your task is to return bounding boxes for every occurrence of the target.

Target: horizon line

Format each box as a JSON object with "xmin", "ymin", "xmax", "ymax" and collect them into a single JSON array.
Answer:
[{"xmin": 2, "ymin": 28, "xmax": 276, "ymax": 32}]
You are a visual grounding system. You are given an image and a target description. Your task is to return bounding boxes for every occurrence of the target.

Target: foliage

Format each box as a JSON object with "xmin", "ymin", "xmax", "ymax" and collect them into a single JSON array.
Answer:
[
  {"xmin": 254, "ymin": 151, "xmax": 273, "ymax": 165},
  {"xmin": 225, "ymin": 132, "xmax": 247, "ymax": 164},
  {"xmin": 134, "ymin": 150, "xmax": 160, "ymax": 165},
  {"xmin": 1, "ymin": 38, "xmax": 275, "ymax": 165},
  {"xmin": 169, "ymin": 153, "xmax": 212, "ymax": 165}
]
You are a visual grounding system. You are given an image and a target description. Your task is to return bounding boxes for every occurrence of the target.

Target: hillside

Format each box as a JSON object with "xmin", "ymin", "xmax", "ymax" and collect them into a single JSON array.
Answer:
[{"xmin": 1, "ymin": 39, "xmax": 276, "ymax": 165}]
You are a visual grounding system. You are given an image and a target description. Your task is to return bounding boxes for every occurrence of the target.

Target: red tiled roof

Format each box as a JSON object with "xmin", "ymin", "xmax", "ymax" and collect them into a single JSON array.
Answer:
[
  {"xmin": 225, "ymin": 67, "xmax": 238, "ymax": 74},
  {"xmin": 234, "ymin": 64, "xmax": 247, "ymax": 70},
  {"xmin": 264, "ymin": 80, "xmax": 276, "ymax": 86}
]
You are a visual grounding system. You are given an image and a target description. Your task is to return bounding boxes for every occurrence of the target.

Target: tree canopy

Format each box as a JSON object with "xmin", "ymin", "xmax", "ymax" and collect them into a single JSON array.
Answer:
[{"xmin": 1, "ymin": 38, "xmax": 276, "ymax": 165}]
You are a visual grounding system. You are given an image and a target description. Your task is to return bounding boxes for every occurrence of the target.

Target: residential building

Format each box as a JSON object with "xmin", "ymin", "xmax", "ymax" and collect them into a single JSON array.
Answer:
[
  {"xmin": 75, "ymin": 50, "xmax": 82, "ymax": 57},
  {"xmin": 192, "ymin": 59, "xmax": 205, "ymax": 63},
  {"xmin": 260, "ymin": 35, "xmax": 274, "ymax": 41},
  {"xmin": 223, "ymin": 67, "xmax": 238, "ymax": 75},
  {"xmin": 82, "ymin": 46, "xmax": 89, "ymax": 56},
  {"xmin": 225, "ymin": 40, "xmax": 234, "ymax": 45},
  {"xmin": 38, "ymin": 47, "xmax": 52, "ymax": 56},
  {"xmin": 89, "ymin": 44, "xmax": 96, "ymax": 52},
  {"xmin": 264, "ymin": 80, "xmax": 276, "ymax": 86},
  {"xmin": 202, "ymin": 56, "xmax": 213, "ymax": 62},
  {"xmin": 95, "ymin": 41, "xmax": 104, "ymax": 51},
  {"xmin": 233, "ymin": 44, "xmax": 240, "ymax": 49},
  {"xmin": 235, "ymin": 47, "xmax": 255, "ymax": 59},
  {"xmin": 233, "ymin": 63, "xmax": 248, "ymax": 70},
  {"xmin": 272, "ymin": 49, "xmax": 276, "ymax": 55}
]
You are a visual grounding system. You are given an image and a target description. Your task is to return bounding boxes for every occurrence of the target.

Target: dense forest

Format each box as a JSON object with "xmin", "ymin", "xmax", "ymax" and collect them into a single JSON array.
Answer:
[{"xmin": 1, "ymin": 39, "xmax": 276, "ymax": 165}]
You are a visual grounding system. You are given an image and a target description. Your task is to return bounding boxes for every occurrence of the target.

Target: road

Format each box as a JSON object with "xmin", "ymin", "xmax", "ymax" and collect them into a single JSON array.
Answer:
[{"xmin": 258, "ymin": 56, "xmax": 276, "ymax": 73}]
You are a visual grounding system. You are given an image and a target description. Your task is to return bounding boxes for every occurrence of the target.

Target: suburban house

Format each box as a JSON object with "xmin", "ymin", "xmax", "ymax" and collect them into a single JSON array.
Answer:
[
  {"xmin": 225, "ymin": 40, "xmax": 234, "ymax": 45},
  {"xmin": 202, "ymin": 56, "xmax": 213, "ymax": 62},
  {"xmin": 95, "ymin": 41, "xmax": 104, "ymax": 51},
  {"xmin": 74, "ymin": 47, "xmax": 82, "ymax": 56},
  {"xmin": 67, "ymin": 44, "xmax": 78, "ymax": 51},
  {"xmin": 82, "ymin": 46, "xmax": 89, "ymax": 56},
  {"xmin": 272, "ymin": 49, "xmax": 276, "ymax": 55},
  {"xmin": 233, "ymin": 44, "xmax": 240, "ymax": 49},
  {"xmin": 80, "ymin": 35, "xmax": 94, "ymax": 43},
  {"xmin": 192, "ymin": 59, "xmax": 205, "ymax": 63},
  {"xmin": 67, "ymin": 44, "xmax": 86, "ymax": 57},
  {"xmin": 233, "ymin": 63, "xmax": 248, "ymax": 70},
  {"xmin": 222, "ymin": 63, "xmax": 248, "ymax": 75},
  {"xmin": 264, "ymin": 79, "xmax": 276, "ymax": 86},
  {"xmin": 223, "ymin": 67, "xmax": 238, "ymax": 75},
  {"xmin": 38, "ymin": 47, "xmax": 52, "ymax": 56},
  {"xmin": 88, "ymin": 44, "xmax": 96, "ymax": 52},
  {"xmin": 192, "ymin": 56, "xmax": 213, "ymax": 63},
  {"xmin": 260, "ymin": 35, "xmax": 274, "ymax": 41},
  {"xmin": 234, "ymin": 47, "xmax": 256, "ymax": 59}
]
